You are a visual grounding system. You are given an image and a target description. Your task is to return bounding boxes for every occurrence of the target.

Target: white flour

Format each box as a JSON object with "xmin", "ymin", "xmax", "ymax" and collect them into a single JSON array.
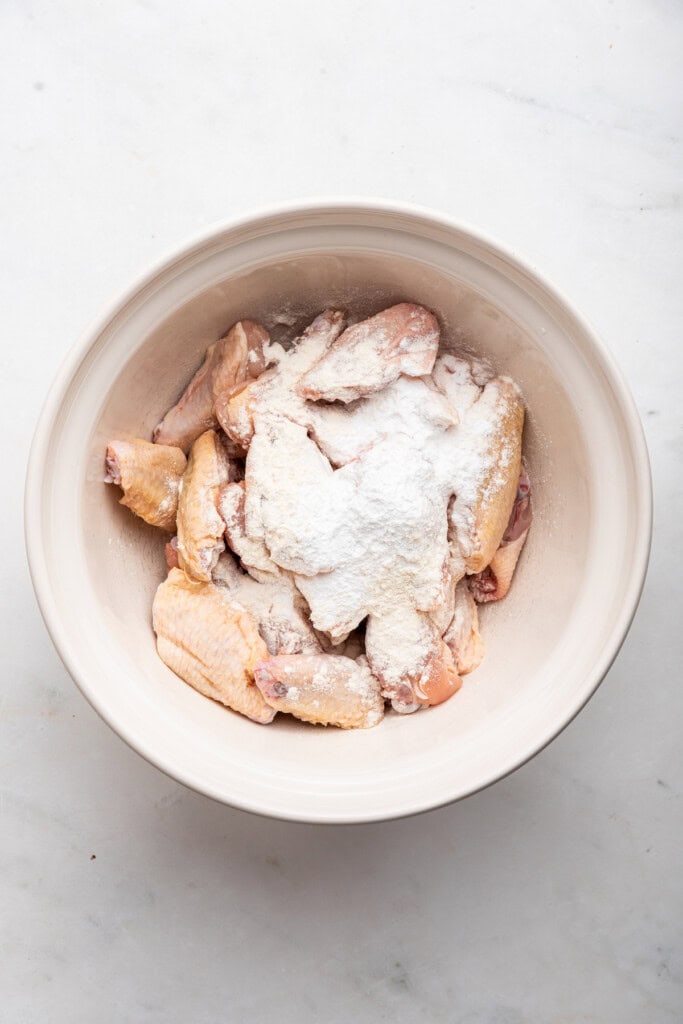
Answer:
[
  {"xmin": 307, "ymin": 375, "xmax": 456, "ymax": 467},
  {"xmin": 212, "ymin": 552, "xmax": 321, "ymax": 656},
  {"xmin": 245, "ymin": 309, "xmax": 345, "ymax": 438},
  {"xmin": 297, "ymin": 303, "xmax": 440, "ymax": 403},
  {"xmin": 240, "ymin": 310, "xmax": 522, "ymax": 697}
]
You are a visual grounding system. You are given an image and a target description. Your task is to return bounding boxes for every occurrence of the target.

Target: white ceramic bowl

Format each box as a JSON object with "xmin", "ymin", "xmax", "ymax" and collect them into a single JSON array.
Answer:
[{"xmin": 25, "ymin": 200, "xmax": 652, "ymax": 823}]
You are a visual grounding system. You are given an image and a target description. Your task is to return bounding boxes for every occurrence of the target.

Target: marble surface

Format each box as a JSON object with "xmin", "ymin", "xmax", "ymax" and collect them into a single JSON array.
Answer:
[{"xmin": 2, "ymin": 1, "xmax": 681, "ymax": 1020}]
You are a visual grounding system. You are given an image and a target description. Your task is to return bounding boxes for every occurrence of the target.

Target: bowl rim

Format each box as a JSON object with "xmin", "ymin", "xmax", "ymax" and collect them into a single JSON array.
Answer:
[{"xmin": 24, "ymin": 197, "xmax": 653, "ymax": 823}]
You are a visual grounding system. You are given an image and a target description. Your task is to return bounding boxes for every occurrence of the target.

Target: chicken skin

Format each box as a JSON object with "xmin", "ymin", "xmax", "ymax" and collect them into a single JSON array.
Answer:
[
  {"xmin": 176, "ymin": 430, "xmax": 232, "ymax": 581},
  {"xmin": 152, "ymin": 568, "xmax": 274, "ymax": 724},
  {"xmin": 365, "ymin": 608, "xmax": 462, "ymax": 709},
  {"xmin": 105, "ymin": 438, "xmax": 186, "ymax": 531},
  {"xmin": 469, "ymin": 463, "xmax": 532, "ymax": 603},
  {"xmin": 447, "ymin": 376, "xmax": 525, "ymax": 576},
  {"xmin": 153, "ymin": 320, "xmax": 269, "ymax": 453},
  {"xmin": 297, "ymin": 303, "xmax": 440, "ymax": 403},
  {"xmin": 443, "ymin": 580, "xmax": 485, "ymax": 675},
  {"xmin": 221, "ymin": 309, "xmax": 345, "ymax": 448},
  {"xmin": 254, "ymin": 653, "xmax": 383, "ymax": 729}
]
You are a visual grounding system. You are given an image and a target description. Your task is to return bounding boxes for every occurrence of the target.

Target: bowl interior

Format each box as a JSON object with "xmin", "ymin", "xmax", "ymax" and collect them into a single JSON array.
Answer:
[{"xmin": 30, "ymin": 208, "xmax": 648, "ymax": 821}]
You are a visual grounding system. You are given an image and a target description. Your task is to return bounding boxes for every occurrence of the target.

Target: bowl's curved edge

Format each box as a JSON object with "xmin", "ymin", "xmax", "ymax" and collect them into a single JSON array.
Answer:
[{"xmin": 24, "ymin": 197, "xmax": 654, "ymax": 824}]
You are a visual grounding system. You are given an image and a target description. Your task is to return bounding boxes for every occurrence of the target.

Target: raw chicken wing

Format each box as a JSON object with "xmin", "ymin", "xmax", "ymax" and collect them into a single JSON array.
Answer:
[
  {"xmin": 297, "ymin": 303, "xmax": 440, "ymax": 403},
  {"xmin": 213, "ymin": 320, "xmax": 269, "ymax": 433},
  {"xmin": 469, "ymin": 463, "xmax": 532, "ymax": 603},
  {"xmin": 220, "ymin": 377, "xmax": 263, "ymax": 450},
  {"xmin": 177, "ymin": 430, "xmax": 232, "ymax": 581},
  {"xmin": 153, "ymin": 320, "xmax": 269, "ymax": 453},
  {"xmin": 443, "ymin": 580, "xmax": 485, "ymax": 674},
  {"xmin": 105, "ymin": 438, "xmax": 186, "ymax": 531},
  {"xmin": 222, "ymin": 309, "xmax": 345, "ymax": 448},
  {"xmin": 365, "ymin": 607, "xmax": 461, "ymax": 709},
  {"xmin": 254, "ymin": 654, "xmax": 383, "ymax": 729},
  {"xmin": 448, "ymin": 376, "xmax": 525, "ymax": 575},
  {"xmin": 152, "ymin": 568, "xmax": 274, "ymax": 723}
]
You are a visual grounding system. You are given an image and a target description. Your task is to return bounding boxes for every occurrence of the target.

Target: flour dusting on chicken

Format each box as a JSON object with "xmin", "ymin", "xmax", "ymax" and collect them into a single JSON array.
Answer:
[{"xmin": 105, "ymin": 301, "xmax": 531, "ymax": 728}]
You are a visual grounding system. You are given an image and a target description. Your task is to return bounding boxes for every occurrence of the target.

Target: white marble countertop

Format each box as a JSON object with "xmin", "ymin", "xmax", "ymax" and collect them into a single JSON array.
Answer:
[{"xmin": 2, "ymin": 1, "xmax": 681, "ymax": 1020}]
